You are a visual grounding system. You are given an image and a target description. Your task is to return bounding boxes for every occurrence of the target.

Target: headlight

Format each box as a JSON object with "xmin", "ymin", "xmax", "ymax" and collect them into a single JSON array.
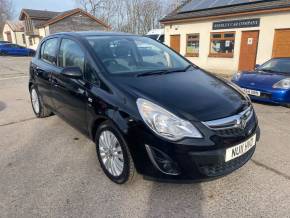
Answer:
[
  {"xmin": 273, "ymin": 78, "xmax": 290, "ymax": 89},
  {"xmin": 136, "ymin": 98, "xmax": 202, "ymax": 141},
  {"xmin": 232, "ymin": 72, "xmax": 241, "ymax": 81}
]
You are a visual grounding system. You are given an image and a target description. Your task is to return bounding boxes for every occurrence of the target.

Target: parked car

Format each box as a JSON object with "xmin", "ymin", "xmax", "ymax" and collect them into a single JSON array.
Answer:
[
  {"xmin": 0, "ymin": 43, "xmax": 35, "ymax": 56},
  {"xmin": 29, "ymin": 32, "xmax": 260, "ymax": 184},
  {"xmin": 232, "ymin": 58, "xmax": 290, "ymax": 108},
  {"xmin": 145, "ymin": 29, "xmax": 164, "ymax": 43}
]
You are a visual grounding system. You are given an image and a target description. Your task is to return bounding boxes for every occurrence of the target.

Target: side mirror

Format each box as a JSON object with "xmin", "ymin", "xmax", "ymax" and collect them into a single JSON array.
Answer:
[
  {"xmin": 255, "ymin": 64, "xmax": 260, "ymax": 70},
  {"xmin": 61, "ymin": 67, "xmax": 82, "ymax": 79}
]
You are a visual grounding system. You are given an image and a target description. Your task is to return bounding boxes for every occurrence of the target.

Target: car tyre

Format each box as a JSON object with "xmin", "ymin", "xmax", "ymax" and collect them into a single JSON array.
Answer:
[
  {"xmin": 29, "ymin": 51, "xmax": 35, "ymax": 56},
  {"xmin": 95, "ymin": 121, "xmax": 136, "ymax": 184},
  {"xmin": 29, "ymin": 85, "xmax": 52, "ymax": 118},
  {"xmin": 0, "ymin": 51, "xmax": 7, "ymax": 56}
]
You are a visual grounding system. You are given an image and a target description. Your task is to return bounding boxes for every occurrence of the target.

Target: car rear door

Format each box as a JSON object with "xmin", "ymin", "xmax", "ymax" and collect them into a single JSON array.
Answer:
[
  {"xmin": 50, "ymin": 37, "xmax": 88, "ymax": 131},
  {"xmin": 5, "ymin": 44, "xmax": 16, "ymax": 55},
  {"xmin": 32, "ymin": 37, "xmax": 60, "ymax": 109}
]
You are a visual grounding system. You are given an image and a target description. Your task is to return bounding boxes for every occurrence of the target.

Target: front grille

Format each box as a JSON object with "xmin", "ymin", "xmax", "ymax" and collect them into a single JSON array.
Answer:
[
  {"xmin": 203, "ymin": 106, "xmax": 256, "ymax": 138},
  {"xmin": 214, "ymin": 128, "xmax": 245, "ymax": 137},
  {"xmin": 213, "ymin": 113, "xmax": 256, "ymax": 137},
  {"xmin": 198, "ymin": 147, "xmax": 255, "ymax": 177}
]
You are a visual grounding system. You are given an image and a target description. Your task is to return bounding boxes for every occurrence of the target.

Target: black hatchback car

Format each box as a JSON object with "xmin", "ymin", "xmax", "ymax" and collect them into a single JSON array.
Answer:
[{"xmin": 29, "ymin": 31, "xmax": 260, "ymax": 184}]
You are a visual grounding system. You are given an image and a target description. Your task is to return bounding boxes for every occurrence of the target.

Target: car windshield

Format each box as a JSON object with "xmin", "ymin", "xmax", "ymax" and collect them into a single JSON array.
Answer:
[
  {"xmin": 86, "ymin": 35, "xmax": 190, "ymax": 75},
  {"xmin": 258, "ymin": 58, "xmax": 290, "ymax": 74}
]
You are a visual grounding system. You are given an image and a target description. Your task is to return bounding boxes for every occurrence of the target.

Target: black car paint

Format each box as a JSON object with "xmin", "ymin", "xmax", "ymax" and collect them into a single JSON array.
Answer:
[{"xmin": 29, "ymin": 32, "xmax": 259, "ymax": 181}]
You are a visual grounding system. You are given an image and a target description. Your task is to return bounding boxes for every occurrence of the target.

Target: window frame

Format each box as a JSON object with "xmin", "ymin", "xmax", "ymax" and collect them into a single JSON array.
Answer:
[
  {"xmin": 39, "ymin": 37, "xmax": 60, "ymax": 66},
  {"xmin": 59, "ymin": 37, "xmax": 102, "ymax": 84},
  {"xmin": 209, "ymin": 31, "xmax": 235, "ymax": 58},
  {"xmin": 29, "ymin": 37, "xmax": 33, "ymax": 46},
  {"xmin": 58, "ymin": 37, "xmax": 87, "ymax": 75},
  {"xmin": 185, "ymin": 33, "xmax": 200, "ymax": 57},
  {"xmin": 22, "ymin": 34, "xmax": 26, "ymax": 45}
]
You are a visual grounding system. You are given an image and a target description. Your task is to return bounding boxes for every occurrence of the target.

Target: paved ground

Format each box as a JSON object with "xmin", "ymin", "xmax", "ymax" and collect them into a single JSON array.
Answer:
[{"xmin": 0, "ymin": 57, "xmax": 289, "ymax": 218}]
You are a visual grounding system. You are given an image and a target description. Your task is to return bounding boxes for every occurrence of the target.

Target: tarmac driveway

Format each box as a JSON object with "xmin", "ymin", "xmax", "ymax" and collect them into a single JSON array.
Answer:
[{"xmin": 0, "ymin": 57, "xmax": 289, "ymax": 218}]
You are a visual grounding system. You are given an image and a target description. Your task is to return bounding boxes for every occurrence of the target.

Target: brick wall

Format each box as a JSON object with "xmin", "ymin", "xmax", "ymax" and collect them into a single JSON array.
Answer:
[{"xmin": 49, "ymin": 12, "xmax": 107, "ymax": 34}]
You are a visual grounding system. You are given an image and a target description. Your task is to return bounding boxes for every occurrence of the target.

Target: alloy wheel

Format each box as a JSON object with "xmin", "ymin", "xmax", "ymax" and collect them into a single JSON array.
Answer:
[
  {"xmin": 31, "ymin": 89, "xmax": 40, "ymax": 114},
  {"xmin": 98, "ymin": 130, "xmax": 124, "ymax": 177}
]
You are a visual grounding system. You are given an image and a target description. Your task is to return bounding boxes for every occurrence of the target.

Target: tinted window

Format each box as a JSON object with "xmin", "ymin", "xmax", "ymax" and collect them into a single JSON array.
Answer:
[
  {"xmin": 259, "ymin": 59, "xmax": 290, "ymax": 74},
  {"xmin": 85, "ymin": 61, "xmax": 99, "ymax": 84},
  {"xmin": 58, "ymin": 39, "xmax": 85, "ymax": 73},
  {"xmin": 41, "ymin": 38, "xmax": 58, "ymax": 65},
  {"xmin": 86, "ymin": 36, "xmax": 189, "ymax": 75},
  {"xmin": 11, "ymin": 44, "xmax": 23, "ymax": 48}
]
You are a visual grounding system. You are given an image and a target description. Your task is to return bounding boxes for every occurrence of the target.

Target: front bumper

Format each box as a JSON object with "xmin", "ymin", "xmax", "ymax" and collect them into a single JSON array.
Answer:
[
  {"xmin": 232, "ymin": 81, "xmax": 290, "ymax": 105},
  {"xmin": 125, "ymin": 115, "xmax": 260, "ymax": 182}
]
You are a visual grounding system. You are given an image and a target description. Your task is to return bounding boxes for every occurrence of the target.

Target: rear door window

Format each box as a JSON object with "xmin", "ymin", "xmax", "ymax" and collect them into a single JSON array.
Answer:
[{"xmin": 40, "ymin": 38, "xmax": 59, "ymax": 65}]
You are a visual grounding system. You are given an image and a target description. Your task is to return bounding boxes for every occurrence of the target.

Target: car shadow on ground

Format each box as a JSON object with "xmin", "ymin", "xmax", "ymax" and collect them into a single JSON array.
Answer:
[{"xmin": 0, "ymin": 101, "xmax": 6, "ymax": 112}]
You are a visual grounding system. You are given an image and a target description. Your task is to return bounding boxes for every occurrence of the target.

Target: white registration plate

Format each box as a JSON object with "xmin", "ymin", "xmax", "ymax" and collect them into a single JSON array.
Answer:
[
  {"xmin": 242, "ymin": 88, "xmax": 261, "ymax": 97},
  {"xmin": 225, "ymin": 134, "xmax": 256, "ymax": 162}
]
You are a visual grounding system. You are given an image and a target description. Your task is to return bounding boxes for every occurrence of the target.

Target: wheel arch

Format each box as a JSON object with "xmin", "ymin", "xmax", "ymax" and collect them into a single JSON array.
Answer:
[
  {"xmin": 89, "ymin": 110, "xmax": 132, "ymax": 142},
  {"xmin": 28, "ymin": 81, "xmax": 33, "ymax": 91}
]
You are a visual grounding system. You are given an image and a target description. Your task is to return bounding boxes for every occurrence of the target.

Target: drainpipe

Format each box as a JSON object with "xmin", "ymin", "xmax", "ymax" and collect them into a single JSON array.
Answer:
[{"xmin": 14, "ymin": 31, "xmax": 18, "ymax": 44}]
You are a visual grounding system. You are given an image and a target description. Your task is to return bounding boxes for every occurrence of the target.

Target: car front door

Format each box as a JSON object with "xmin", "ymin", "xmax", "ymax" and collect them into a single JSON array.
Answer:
[
  {"xmin": 16, "ymin": 45, "xmax": 28, "ymax": 56},
  {"xmin": 12, "ymin": 44, "xmax": 23, "ymax": 55},
  {"xmin": 50, "ymin": 38, "xmax": 88, "ymax": 131}
]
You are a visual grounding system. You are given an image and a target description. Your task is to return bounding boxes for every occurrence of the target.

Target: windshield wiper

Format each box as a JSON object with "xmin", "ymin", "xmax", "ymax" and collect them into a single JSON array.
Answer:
[
  {"xmin": 136, "ymin": 69, "xmax": 169, "ymax": 77},
  {"xmin": 168, "ymin": 64, "xmax": 193, "ymax": 73},
  {"xmin": 260, "ymin": 69, "xmax": 276, "ymax": 73},
  {"xmin": 137, "ymin": 65, "xmax": 193, "ymax": 77}
]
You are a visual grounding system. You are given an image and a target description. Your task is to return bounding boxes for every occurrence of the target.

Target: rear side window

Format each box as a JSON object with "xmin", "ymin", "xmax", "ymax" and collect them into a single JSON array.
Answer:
[
  {"xmin": 40, "ymin": 38, "xmax": 58, "ymax": 65},
  {"xmin": 58, "ymin": 39, "xmax": 85, "ymax": 73}
]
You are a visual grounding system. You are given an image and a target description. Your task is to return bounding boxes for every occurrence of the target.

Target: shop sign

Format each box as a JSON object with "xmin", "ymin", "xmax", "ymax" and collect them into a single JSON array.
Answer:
[{"xmin": 213, "ymin": 18, "xmax": 260, "ymax": 30}]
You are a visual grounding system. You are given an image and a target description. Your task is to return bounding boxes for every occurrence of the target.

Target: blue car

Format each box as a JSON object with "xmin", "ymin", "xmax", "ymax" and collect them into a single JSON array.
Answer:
[
  {"xmin": 0, "ymin": 43, "xmax": 35, "ymax": 56},
  {"xmin": 232, "ymin": 58, "xmax": 290, "ymax": 108}
]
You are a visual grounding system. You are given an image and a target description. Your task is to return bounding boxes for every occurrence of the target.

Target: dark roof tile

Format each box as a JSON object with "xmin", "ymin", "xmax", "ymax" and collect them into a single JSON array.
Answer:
[
  {"xmin": 19, "ymin": 9, "xmax": 61, "ymax": 20},
  {"xmin": 160, "ymin": 0, "xmax": 290, "ymax": 22}
]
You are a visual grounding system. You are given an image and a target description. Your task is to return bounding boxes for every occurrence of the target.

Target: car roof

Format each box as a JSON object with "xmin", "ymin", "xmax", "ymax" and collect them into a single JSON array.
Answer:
[
  {"xmin": 50, "ymin": 31, "xmax": 137, "ymax": 39},
  {"xmin": 272, "ymin": 57, "xmax": 290, "ymax": 60}
]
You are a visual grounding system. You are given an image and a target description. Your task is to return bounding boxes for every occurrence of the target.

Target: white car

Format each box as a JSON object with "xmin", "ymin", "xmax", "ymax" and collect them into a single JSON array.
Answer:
[{"xmin": 146, "ymin": 29, "xmax": 164, "ymax": 43}]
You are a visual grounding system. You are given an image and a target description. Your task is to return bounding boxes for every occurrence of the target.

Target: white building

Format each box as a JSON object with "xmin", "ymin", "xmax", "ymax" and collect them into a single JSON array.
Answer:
[
  {"xmin": 2, "ymin": 21, "xmax": 26, "ymax": 47},
  {"xmin": 161, "ymin": 0, "xmax": 290, "ymax": 75},
  {"xmin": 2, "ymin": 8, "xmax": 110, "ymax": 50}
]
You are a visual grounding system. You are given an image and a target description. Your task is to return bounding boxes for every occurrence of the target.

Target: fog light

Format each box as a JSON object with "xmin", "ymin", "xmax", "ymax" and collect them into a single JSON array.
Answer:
[{"xmin": 145, "ymin": 145, "xmax": 180, "ymax": 175}]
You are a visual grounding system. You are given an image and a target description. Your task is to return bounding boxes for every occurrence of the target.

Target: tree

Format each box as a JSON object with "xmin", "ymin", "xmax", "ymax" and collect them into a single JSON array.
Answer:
[
  {"xmin": 75, "ymin": 0, "xmax": 185, "ymax": 35},
  {"xmin": 0, "ymin": 0, "xmax": 14, "ymax": 38}
]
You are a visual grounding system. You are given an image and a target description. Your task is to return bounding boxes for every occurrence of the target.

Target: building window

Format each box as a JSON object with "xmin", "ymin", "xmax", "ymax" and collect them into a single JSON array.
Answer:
[
  {"xmin": 209, "ymin": 32, "xmax": 235, "ymax": 58},
  {"xmin": 29, "ymin": 37, "xmax": 33, "ymax": 46},
  {"xmin": 186, "ymin": 34, "xmax": 199, "ymax": 57},
  {"xmin": 22, "ymin": 34, "xmax": 26, "ymax": 45}
]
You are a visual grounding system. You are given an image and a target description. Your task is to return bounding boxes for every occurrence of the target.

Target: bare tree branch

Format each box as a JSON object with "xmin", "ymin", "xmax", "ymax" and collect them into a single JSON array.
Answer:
[
  {"xmin": 0, "ymin": 0, "xmax": 14, "ymax": 38},
  {"xmin": 75, "ymin": 0, "xmax": 184, "ymax": 34}
]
